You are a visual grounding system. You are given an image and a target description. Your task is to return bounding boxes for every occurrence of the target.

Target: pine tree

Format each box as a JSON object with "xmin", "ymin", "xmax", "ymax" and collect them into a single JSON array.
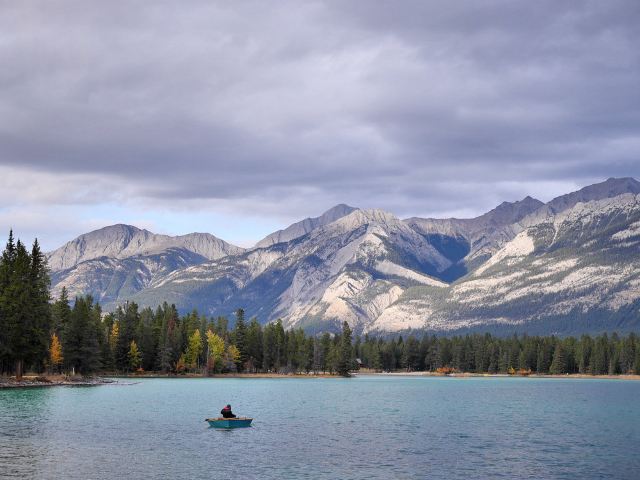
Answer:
[
  {"xmin": 63, "ymin": 296, "xmax": 100, "ymax": 375},
  {"xmin": 115, "ymin": 302, "xmax": 139, "ymax": 371},
  {"xmin": 590, "ymin": 335, "xmax": 609, "ymax": 375},
  {"xmin": 157, "ymin": 304, "xmax": 180, "ymax": 373},
  {"xmin": 51, "ymin": 287, "xmax": 71, "ymax": 337},
  {"xmin": 4, "ymin": 240, "xmax": 33, "ymax": 379},
  {"xmin": 138, "ymin": 308, "xmax": 158, "ymax": 372},
  {"xmin": 0, "ymin": 230, "xmax": 16, "ymax": 372},
  {"xmin": 336, "ymin": 321, "xmax": 353, "ymax": 377},
  {"xmin": 550, "ymin": 342, "xmax": 568, "ymax": 374},
  {"xmin": 28, "ymin": 239, "xmax": 51, "ymax": 371},
  {"xmin": 245, "ymin": 318, "xmax": 263, "ymax": 372},
  {"xmin": 232, "ymin": 309, "xmax": 248, "ymax": 371}
]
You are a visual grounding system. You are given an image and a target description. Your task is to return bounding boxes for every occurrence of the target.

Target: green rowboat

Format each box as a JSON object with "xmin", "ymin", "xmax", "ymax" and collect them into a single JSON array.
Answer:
[{"xmin": 205, "ymin": 417, "xmax": 253, "ymax": 429}]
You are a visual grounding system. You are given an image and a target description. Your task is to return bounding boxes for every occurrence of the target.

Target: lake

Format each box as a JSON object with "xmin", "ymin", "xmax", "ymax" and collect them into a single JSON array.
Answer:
[{"xmin": 1, "ymin": 376, "xmax": 639, "ymax": 479}]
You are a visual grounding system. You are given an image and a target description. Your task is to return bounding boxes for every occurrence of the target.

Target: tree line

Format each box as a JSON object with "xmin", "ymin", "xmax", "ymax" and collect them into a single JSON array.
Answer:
[
  {"xmin": 0, "ymin": 232, "xmax": 50, "ymax": 379},
  {"xmin": 358, "ymin": 331, "xmax": 640, "ymax": 375},
  {"xmin": 1, "ymin": 231, "xmax": 640, "ymax": 378},
  {"xmin": 45, "ymin": 296, "xmax": 356, "ymax": 377}
]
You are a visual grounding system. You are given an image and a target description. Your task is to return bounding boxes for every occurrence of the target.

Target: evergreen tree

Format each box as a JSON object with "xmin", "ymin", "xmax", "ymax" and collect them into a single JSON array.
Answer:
[
  {"xmin": 137, "ymin": 308, "xmax": 157, "ymax": 371},
  {"xmin": 115, "ymin": 302, "xmax": 139, "ymax": 371},
  {"xmin": 0, "ymin": 231, "xmax": 16, "ymax": 372},
  {"xmin": 51, "ymin": 287, "xmax": 71, "ymax": 337},
  {"xmin": 246, "ymin": 318, "xmax": 263, "ymax": 372},
  {"xmin": 336, "ymin": 321, "xmax": 353, "ymax": 377},
  {"xmin": 590, "ymin": 335, "xmax": 609, "ymax": 374},
  {"xmin": 575, "ymin": 335, "xmax": 593, "ymax": 374},
  {"xmin": 63, "ymin": 296, "xmax": 100, "ymax": 375},
  {"xmin": 28, "ymin": 239, "xmax": 51, "ymax": 372},
  {"xmin": 402, "ymin": 336, "xmax": 421, "ymax": 371},
  {"xmin": 156, "ymin": 304, "xmax": 177, "ymax": 372},
  {"xmin": 232, "ymin": 309, "xmax": 248, "ymax": 371},
  {"xmin": 536, "ymin": 337, "xmax": 554, "ymax": 373},
  {"xmin": 4, "ymin": 241, "xmax": 34, "ymax": 379},
  {"xmin": 550, "ymin": 342, "xmax": 568, "ymax": 374}
]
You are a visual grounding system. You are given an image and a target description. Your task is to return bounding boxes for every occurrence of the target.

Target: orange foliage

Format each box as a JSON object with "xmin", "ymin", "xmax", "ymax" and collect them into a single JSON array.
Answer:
[{"xmin": 435, "ymin": 366, "xmax": 457, "ymax": 375}]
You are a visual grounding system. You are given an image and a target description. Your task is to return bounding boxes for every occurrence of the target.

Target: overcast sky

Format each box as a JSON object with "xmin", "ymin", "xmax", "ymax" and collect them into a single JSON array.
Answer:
[{"xmin": 1, "ymin": 1, "xmax": 639, "ymax": 249}]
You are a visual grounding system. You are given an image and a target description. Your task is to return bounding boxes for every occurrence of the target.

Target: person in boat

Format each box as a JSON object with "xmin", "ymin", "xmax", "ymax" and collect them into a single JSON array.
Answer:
[{"xmin": 220, "ymin": 404, "xmax": 236, "ymax": 418}]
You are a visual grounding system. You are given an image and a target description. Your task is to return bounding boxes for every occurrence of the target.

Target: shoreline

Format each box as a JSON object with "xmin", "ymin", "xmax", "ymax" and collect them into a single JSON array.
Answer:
[
  {"xmin": 0, "ymin": 375, "xmax": 115, "ymax": 389},
  {"xmin": 369, "ymin": 371, "xmax": 640, "ymax": 380},
  {"xmin": 2, "ymin": 371, "xmax": 639, "ymax": 388}
]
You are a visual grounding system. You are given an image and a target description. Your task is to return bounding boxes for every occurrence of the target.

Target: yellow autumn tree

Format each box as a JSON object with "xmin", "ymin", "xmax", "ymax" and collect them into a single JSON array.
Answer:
[
  {"xmin": 206, "ymin": 330, "xmax": 225, "ymax": 374},
  {"xmin": 226, "ymin": 344, "xmax": 241, "ymax": 371},
  {"xmin": 49, "ymin": 333, "xmax": 63, "ymax": 373},
  {"xmin": 176, "ymin": 353, "xmax": 187, "ymax": 374},
  {"xmin": 128, "ymin": 340, "xmax": 142, "ymax": 371},
  {"xmin": 184, "ymin": 329, "xmax": 203, "ymax": 370},
  {"xmin": 109, "ymin": 321, "xmax": 119, "ymax": 354}
]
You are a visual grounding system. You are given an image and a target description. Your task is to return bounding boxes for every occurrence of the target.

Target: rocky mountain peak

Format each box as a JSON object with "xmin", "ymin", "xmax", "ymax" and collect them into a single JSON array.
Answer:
[
  {"xmin": 254, "ymin": 204, "xmax": 358, "ymax": 248},
  {"xmin": 546, "ymin": 177, "xmax": 640, "ymax": 214},
  {"xmin": 478, "ymin": 196, "xmax": 544, "ymax": 226},
  {"xmin": 47, "ymin": 224, "xmax": 242, "ymax": 271}
]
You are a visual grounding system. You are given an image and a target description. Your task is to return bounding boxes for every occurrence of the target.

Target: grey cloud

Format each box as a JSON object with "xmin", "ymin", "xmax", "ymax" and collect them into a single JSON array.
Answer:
[{"xmin": 0, "ymin": 0, "xmax": 638, "ymax": 222}]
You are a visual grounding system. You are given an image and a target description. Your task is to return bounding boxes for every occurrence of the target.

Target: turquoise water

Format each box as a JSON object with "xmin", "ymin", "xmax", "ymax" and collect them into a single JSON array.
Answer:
[{"xmin": 1, "ymin": 376, "xmax": 639, "ymax": 479}]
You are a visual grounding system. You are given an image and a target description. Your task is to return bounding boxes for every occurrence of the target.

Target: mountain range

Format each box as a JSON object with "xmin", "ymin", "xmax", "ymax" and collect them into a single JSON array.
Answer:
[{"xmin": 47, "ymin": 177, "xmax": 640, "ymax": 335}]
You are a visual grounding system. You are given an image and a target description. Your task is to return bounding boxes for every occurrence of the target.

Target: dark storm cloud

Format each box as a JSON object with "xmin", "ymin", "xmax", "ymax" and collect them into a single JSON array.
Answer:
[{"xmin": 0, "ymin": 0, "xmax": 639, "ymax": 221}]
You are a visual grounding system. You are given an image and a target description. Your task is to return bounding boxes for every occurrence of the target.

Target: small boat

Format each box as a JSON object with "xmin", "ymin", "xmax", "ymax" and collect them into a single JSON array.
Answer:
[{"xmin": 205, "ymin": 417, "xmax": 253, "ymax": 429}]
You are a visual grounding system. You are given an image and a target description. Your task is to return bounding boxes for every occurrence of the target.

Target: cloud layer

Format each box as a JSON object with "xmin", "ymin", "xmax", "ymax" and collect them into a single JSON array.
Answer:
[{"xmin": 1, "ymin": 1, "xmax": 639, "ymax": 248}]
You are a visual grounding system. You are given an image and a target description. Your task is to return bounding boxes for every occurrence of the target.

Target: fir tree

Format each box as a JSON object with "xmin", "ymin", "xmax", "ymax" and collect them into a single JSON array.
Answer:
[
  {"xmin": 336, "ymin": 321, "xmax": 353, "ymax": 377},
  {"xmin": 28, "ymin": 238, "xmax": 51, "ymax": 371},
  {"xmin": 0, "ymin": 231, "xmax": 16, "ymax": 372},
  {"xmin": 232, "ymin": 309, "xmax": 248, "ymax": 371},
  {"xmin": 115, "ymin": 302, "xmax": 139, "ymax": 371},
  {"xmin": 245, "ymin": 318, "xmax": 263, "ymax": 372},
  {"xmin": 550, "ymin": 342, "xmax": 568, "ymax": 374},
  {"xmin": 4, "ymin": 240, "xmax": 34, "ymax": 379},
  {"xmin": 63, "ymin": 296, "xmax": 100, "ymax": 375},
  {"xmin": 51, "ymin": 287, "xmax": 71, "ymax": 337}
]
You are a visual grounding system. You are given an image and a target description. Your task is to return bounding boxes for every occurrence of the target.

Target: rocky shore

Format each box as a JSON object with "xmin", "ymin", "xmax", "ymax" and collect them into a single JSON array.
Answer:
[{"xmin": 0, "ymin": 375, "xmax": 115, "ymax": 388}]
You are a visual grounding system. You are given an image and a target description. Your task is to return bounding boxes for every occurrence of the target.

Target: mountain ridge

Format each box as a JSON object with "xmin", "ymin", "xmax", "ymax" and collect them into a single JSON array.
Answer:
[
  {"xmin": 47, "ymin": 177, "xmax": 640, "ymax": 335},
  {"xmin": 47, "ymin": 224, "xmax": 244, "ymax": 271}
]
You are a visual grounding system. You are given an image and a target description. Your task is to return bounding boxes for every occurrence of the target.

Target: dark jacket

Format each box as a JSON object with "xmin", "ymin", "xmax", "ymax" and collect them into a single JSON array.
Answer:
[{"xmin": 221, "ymin": 407, "xmax": 236, "ymax": 418}]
